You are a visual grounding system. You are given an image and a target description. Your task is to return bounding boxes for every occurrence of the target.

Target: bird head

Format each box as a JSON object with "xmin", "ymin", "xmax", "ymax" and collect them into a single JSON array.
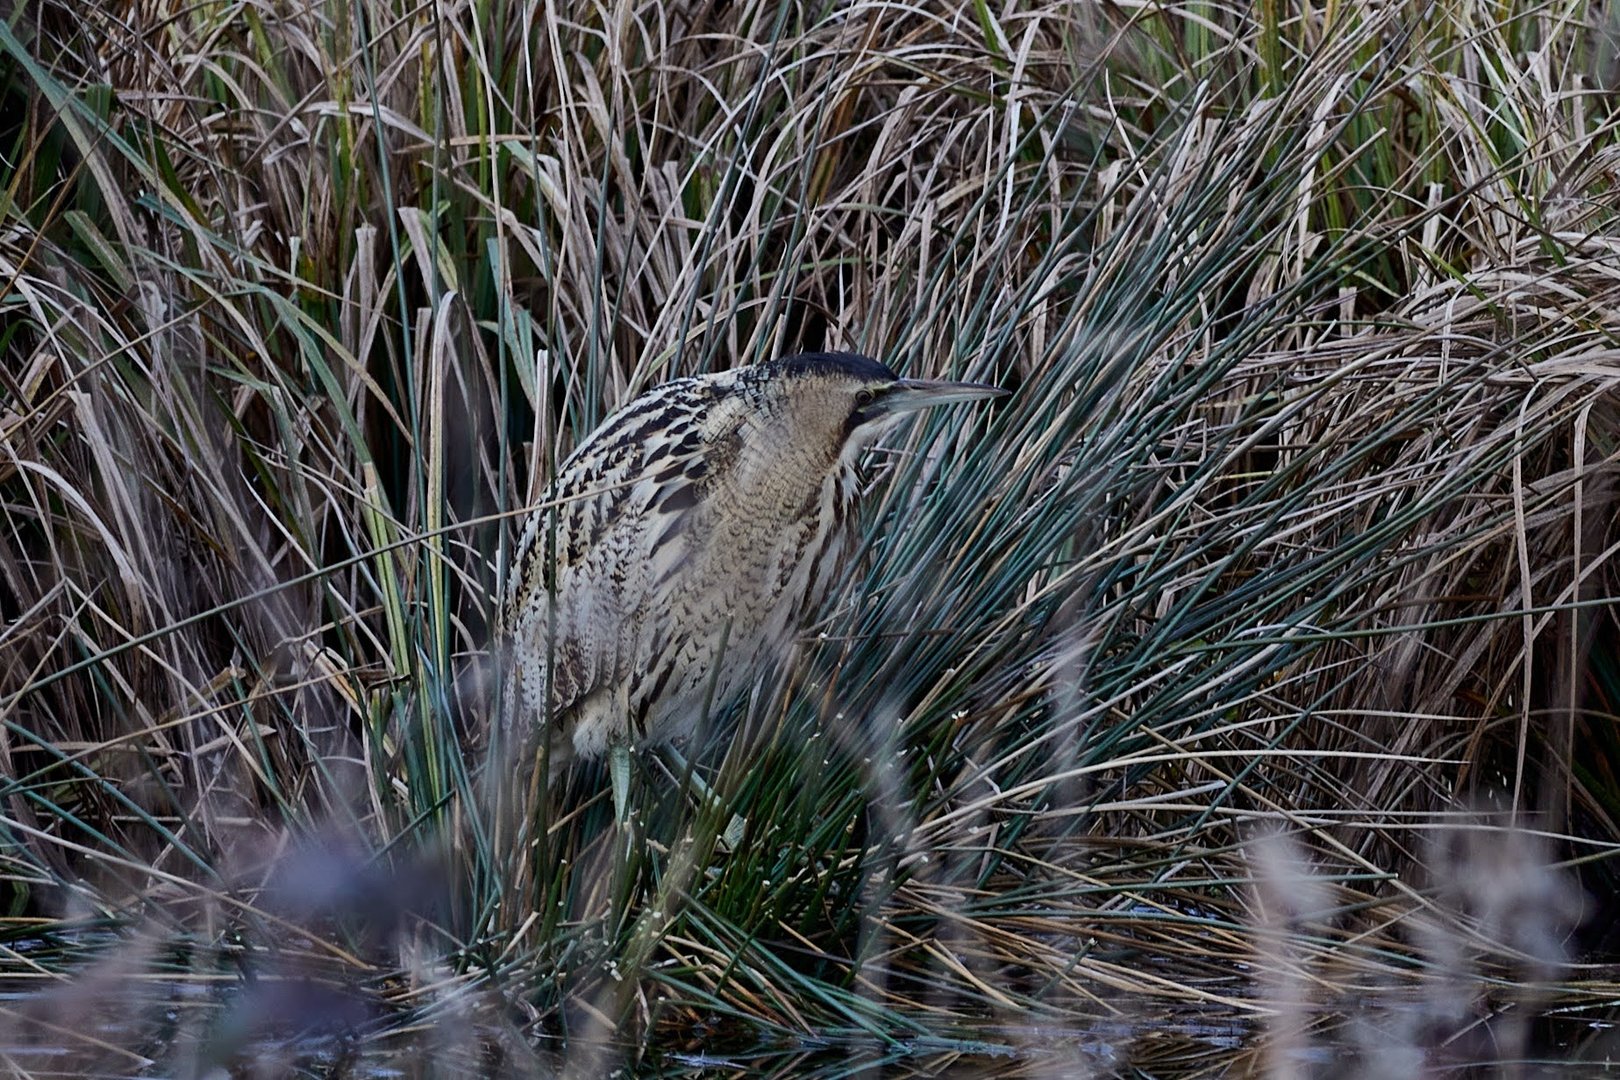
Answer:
[{"xmin": 765, "ymin": 352, "xmax": 1009, "ymax": 466}]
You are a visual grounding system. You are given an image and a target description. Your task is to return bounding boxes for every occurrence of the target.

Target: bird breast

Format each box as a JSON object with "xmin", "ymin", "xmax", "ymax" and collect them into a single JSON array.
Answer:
[{"xmin": 627, "ymin": 441, "xmax": 855, "ymax": 742}]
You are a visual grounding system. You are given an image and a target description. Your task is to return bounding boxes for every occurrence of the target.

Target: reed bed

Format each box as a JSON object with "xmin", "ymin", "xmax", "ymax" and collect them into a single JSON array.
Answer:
[{"xmin": 2, "ymin": 0, "xmax": 1619, "ymax": 1074}]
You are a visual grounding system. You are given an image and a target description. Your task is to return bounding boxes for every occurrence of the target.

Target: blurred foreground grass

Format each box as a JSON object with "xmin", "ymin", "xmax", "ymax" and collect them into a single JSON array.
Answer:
[{"xmin": 2, "ymin": 0, "xmax": 1620, "ymax": 1073}]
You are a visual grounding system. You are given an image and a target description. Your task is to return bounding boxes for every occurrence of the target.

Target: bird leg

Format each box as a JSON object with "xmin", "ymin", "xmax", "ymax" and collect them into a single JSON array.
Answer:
[{"xmin": 610, "ymin": 741, "xmax": 633, "ymax": 827}]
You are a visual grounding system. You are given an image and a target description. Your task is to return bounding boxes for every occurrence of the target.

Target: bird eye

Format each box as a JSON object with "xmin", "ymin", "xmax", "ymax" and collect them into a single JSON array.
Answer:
[{"xmin": 854, "ymin": 389, "xmax": 875, "ymax": 408}]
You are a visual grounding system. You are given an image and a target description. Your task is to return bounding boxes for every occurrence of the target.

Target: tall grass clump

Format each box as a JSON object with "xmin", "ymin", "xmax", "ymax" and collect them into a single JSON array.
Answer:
[{"xmin": 2, "ymin": 0, "xmax": 1619, "ymax": 1073}]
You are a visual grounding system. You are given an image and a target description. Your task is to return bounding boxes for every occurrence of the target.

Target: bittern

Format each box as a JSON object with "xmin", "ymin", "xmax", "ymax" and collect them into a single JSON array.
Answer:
[{"xmin": 502, "ymin": 352, "xmax": 1006, "ymax": 813}]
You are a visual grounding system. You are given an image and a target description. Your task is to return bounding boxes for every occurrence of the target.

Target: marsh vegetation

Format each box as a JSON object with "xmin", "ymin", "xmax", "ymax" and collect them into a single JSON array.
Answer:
[{"xmin": 2, "ymin": 0, "xmax": 1619, "ymax": 1074}]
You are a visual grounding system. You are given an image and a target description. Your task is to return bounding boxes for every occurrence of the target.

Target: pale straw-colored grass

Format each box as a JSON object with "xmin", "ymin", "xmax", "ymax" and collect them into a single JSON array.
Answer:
[{"xmin": 1, "ymin": 0, "xmax": 1618, "ymax": 1073}]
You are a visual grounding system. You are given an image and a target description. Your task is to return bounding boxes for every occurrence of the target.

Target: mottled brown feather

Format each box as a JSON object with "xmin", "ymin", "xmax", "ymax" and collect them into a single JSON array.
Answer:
[{"xmin": 500, "ymin": 352, "xmax": 1001, "ymax": 769}]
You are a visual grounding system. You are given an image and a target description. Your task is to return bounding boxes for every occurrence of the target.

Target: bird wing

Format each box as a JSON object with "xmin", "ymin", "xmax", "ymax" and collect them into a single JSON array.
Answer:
[{"xmin": 505, "ymin": 380, "xmax": 726, "ymax": 745}]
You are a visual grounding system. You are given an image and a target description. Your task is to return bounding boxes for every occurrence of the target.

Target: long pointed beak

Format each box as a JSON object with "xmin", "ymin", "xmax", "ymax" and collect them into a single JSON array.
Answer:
[{"xmin": 877, "ymin": 378, "xmax": 1010, "ymax": 415}]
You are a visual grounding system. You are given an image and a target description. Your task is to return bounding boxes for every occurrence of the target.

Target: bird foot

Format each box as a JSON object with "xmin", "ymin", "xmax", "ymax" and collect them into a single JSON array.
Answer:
[{"xmin": 658, "ymin": 746, "xmax": 747, "ymax": 850}]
